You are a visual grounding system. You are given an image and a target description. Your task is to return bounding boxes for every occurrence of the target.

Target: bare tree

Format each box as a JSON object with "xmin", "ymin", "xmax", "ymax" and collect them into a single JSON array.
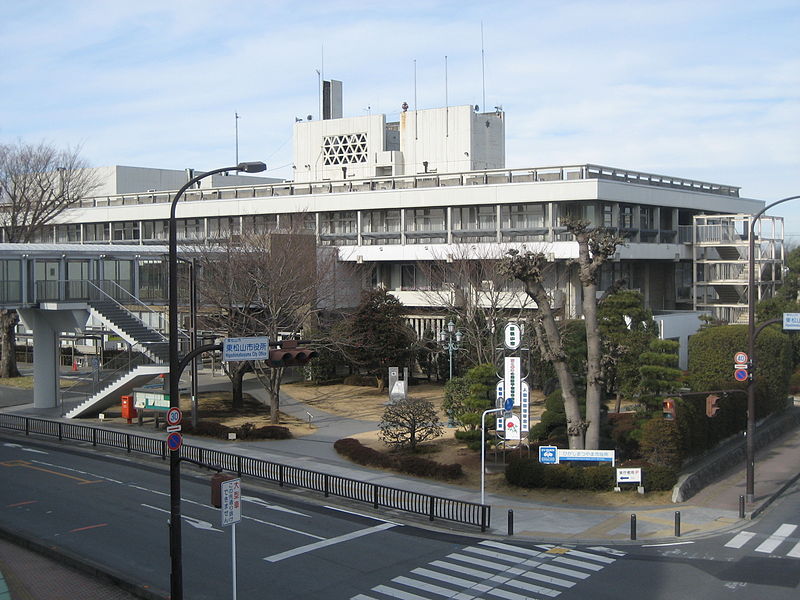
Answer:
[
  {"xmin": 195, "ymin": 230, "xmax": 341, "ymax": 423},
  {"xmin": 415, "ymin": 246, "xmax": 536, "ymax": 367},
  {"xmin": 379, "ymin": 396, "xmax": 443, "ymax": 451},
  {"xmin": 499, "ymin": 218, "xmax": 623, "ymax": 449},
  {"xmin": 0, "ymin": 141, "xmax": 97, "ymax": 378}
]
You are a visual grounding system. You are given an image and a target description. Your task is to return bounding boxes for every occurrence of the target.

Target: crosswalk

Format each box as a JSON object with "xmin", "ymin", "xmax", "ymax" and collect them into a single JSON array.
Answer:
[
  {"xmin": 352, "ymin": 541, "xmax": 624, "ymax": 600},
  {"xmin": 724, "ymin": 523, "xmax": 800, "ymax": 558}
]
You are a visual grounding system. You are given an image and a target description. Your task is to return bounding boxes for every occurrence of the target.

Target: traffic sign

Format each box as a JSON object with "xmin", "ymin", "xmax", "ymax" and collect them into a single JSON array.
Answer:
[
  {"xmin": 166, "ymin": 425, "xmax": 182, "ymax": 433},
  {"xmin": 783, "ymin": 313, "xmax": 800, "ymax": 331},
  {"xmin": 166, "ymin": 407, "xmax": 182, "ymax": 426},
  {"xmin": 734, "ymin": 352, "xmax": 748, "ymax": 365},
  {"xmin": 503, "ymin": 397, "xmax": 514, "ymax": 412},
  {"xmin": 221, "ymin": 478, "xmax": 242, "ymax": 526},
  {"xmin": 734, "ymin": 369, "xmax": 749, "ymax": 382},
  {"xmin": 223, "ymin": 337, "xmax": 269, "ymax": 362},
  {"xmin": 167, "ymin": 432, "xmax": 183, "ymax": 451},
  {"xmin": 539, "ymin": 445, "xmax": 558, "ymax": 464}
]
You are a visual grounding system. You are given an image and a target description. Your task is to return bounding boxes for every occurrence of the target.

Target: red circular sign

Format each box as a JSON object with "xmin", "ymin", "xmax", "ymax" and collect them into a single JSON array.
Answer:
[
  {"xmin": 167, "ymin": 432, "xmax": 183, "ymax": 451},
  {"xmin": 734, "ymin": 369, "xmax": 749, "ymax": 382},
  {"xmin": 734, "ymin": 352, "xmax": 748, "ymax": 364},
  {"xmin": 167, "ymin": 407, "xmax": 182, "ymax": 426}
]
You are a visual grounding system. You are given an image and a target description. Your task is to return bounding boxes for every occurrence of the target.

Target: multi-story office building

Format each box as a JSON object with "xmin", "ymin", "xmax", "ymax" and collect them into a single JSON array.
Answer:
[{"xmin": 0, "ymin": 81, "xmax": 783, "ymax": 413}]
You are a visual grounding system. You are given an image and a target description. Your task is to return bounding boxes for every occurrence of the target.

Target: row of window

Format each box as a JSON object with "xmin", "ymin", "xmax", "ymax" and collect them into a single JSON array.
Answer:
[{"xmin": 29, "ymin": 202, "xmax": 687, "ymax": 245}]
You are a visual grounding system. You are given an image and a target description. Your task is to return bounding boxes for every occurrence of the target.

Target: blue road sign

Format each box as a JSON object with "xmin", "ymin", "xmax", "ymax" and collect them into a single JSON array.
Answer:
[
  {"xmin": 504, "ymin": 397, "xmax": 514, "ymax": 412},
  {"xmin": 734, "ymin": 368, "xmax": 749, "ymax": 382},
  {"xmin": 539, "ymin": 445, "xmax": 558, "ymax": 465},
  {"xmin": 167, "ymin": 432, "xmax": 183, "ymax": 452}
]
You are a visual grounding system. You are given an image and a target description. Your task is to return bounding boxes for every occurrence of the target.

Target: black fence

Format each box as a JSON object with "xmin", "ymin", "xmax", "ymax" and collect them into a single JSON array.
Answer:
[{"xmin": 0, "ymin": 414, "xmax": 490, "ymax": 531}]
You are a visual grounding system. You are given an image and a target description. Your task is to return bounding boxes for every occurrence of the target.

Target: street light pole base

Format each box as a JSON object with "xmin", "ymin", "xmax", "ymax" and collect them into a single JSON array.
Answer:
[{"xmin": 746, "ymin": 493, "xmax": 754, "ymax": 504}]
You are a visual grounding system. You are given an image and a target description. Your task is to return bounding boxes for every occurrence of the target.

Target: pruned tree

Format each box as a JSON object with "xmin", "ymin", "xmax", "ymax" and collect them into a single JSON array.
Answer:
[
  {"xmin": 597, "ymin": 289, "xmax": 658, "ymax": 411},
  {"xmin": 379, "ymin": 396, "xmax": 443, "ymax": 451},
  {"xmin": 196, "ymin": 230, "xmax": 338, "ymax": 423},
  {"xmin": 0, "ymin": 141, "xmax": 97, "ymax": 378},
  {"xmin": 499, "ymin": 218, "xmax": 624, "ymax": 449}
]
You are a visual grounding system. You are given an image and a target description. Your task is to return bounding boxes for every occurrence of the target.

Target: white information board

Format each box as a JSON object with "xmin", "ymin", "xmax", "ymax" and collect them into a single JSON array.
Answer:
[{"xmin": 221, "ymin": 478, "xmax": 242, "ymax": 526}]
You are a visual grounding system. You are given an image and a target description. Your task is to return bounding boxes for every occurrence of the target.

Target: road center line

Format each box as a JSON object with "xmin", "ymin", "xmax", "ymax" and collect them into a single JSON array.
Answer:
[{"xmin": 263, "ymin": 522, "xmax": 397, "ymax": 562}]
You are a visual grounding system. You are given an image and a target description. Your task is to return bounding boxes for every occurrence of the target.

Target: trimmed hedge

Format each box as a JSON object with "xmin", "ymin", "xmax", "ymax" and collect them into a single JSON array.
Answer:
[
  {"xmin": 334, "ymin": 438, "xmax": 463, "ymax": 480},
  {"xmin": 183, "ymin": 421, "xmax": 292, "ymax": 440},
  {"xmin": 505, "ymin": 456, "xmax": 677, "ymax": 491}
]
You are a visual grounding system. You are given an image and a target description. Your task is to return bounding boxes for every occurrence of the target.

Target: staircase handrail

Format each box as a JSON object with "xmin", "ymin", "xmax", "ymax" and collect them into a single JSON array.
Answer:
[
  {"xmin": 63, "ymin": 355, "xmax": 164, "ymax": 415},
  {"xmin": 86, "ymin": 280, "xmax": 182, "ymax": 343}
]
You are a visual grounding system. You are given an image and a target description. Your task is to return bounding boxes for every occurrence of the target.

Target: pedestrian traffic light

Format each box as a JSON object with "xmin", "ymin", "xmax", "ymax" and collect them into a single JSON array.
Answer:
[
  {"xmin": 706, "ymin": 394, "xmax": 721, "ymax": 418},
  {"xmin": 662, "ymin": 397, "xmax": 677, "ymax": 420},
  {"xmin": 267, "ymin": 339, "xmax": 318, "ymax": 367}
]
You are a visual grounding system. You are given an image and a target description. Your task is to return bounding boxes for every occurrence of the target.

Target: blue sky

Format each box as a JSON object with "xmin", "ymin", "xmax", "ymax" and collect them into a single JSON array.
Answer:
[{"xmin": 2, "ymin": 0, "xmax": 799, "ymax": 236}]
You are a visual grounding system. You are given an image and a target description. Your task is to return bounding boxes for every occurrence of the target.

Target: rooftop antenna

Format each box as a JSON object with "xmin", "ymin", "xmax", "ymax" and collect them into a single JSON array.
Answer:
[
  {"xmin": 414, "ymin": 59, "xmax": 418, "ymax": 140},
  {"xmin": 481, "ymin": 21, "xmax": 486, "ymax": 113},
  {"xmin": 235, "ymin": 112, "xmax": 240, "ymax": 166},
  {"xmin": 315, "ymin": 69, "xmax": 321, "ymax": 120},
  {"xmin": 445, "ymin": 55, "xmax": 449, "ymax": 137}
]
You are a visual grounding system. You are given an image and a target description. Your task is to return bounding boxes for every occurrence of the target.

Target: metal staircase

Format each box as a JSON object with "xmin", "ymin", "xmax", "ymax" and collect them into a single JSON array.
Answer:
[{"xmin": 65, "ymin": 283, "xmax": 174, "ymax": 418}]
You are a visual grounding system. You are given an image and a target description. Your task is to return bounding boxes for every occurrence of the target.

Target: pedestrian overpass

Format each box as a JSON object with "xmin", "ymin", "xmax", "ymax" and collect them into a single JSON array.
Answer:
[{"xmin": 0, "ymin": 243, "xmax": 182, "ymax": 417}]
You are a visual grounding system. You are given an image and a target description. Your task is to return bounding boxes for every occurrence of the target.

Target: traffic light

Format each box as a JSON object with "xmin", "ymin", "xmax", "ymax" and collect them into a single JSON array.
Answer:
[
  {"xmin": 706, "ymin": 394, "xmax": 721, "ymax": 418},
  {"xmin": 267, "ymin": 339, "xmax": 318, "ymax": 367},
  {"xmin": 662, "ymin": 397, "xmax": 677, "ymax": 420}
]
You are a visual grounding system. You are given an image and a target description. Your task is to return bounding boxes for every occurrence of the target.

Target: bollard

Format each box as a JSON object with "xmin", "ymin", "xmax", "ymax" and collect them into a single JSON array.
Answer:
[
  {"xmin": 507, "ymin": 509, "xmax": 514, "ymax": 536},
  {"xmin": 630, "ymin": 514, "xmax": 637, "ymax": 540},
  {"xmin": 674, "ymin": 511, "xmax": 681, "ymax": 537},
  {"xmin": 739, "ymin": 495, "xmax": 745, "ymax": 519}
]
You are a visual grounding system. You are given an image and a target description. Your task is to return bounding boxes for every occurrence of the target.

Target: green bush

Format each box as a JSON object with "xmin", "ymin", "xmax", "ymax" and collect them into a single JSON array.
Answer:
[
  {"xmin": 183, "ymin": 421, "xmax": 292, "ymax": 441},
  {"xmin": 333, "ymin": 438, "xmax": 463, "ymax": 480},
  {"xmin": 505, "ymin": 457, "xmax": 614, "ymax": 491}
]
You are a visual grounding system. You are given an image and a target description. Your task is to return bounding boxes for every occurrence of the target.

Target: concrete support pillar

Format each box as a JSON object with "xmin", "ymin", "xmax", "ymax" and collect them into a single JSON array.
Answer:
[{"xmin": 18, "ymin": 307, "xmax": 90, "ymax": 410}]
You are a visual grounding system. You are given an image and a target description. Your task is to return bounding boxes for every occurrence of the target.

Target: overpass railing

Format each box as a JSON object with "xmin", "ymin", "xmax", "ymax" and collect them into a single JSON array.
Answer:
[{"xmin": 0, "ymin": 414, "xmax": 490, "ymax": 531}]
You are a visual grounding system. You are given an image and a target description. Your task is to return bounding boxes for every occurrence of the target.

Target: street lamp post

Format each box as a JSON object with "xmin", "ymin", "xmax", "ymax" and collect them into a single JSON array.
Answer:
[
  {"xmin": 439, "ymin": 320, "xmax": 462, "ymax": 380},
  {"xmin": 746, "ymin": 194, "xmax": 800, "ymax": 504},
  {"xmin": 168, "ymin": 161, "xmax": 265, "ymax": 600}
]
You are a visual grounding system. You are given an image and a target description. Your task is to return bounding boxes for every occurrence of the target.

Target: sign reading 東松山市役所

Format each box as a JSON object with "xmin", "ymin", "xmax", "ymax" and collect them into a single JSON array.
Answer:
[
  {"xmin": 783, "ymin": 313, "xmax": 800, "ymax": 331},
  {"xmin": 222, "ymin": 337, "xmax": 269, "ymax": 362},
  {"xmin": 556, "ymin": 449, "xmax": 616, "ymax": 466}
]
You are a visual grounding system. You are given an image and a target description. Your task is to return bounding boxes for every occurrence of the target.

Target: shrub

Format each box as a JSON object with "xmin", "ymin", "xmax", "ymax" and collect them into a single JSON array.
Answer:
[
  {"xmin": 183, "ymin": 421, "xmax": 291, "ymax": 441},
  {"xmin": 334, "ymin": 438, "xmax": 463, "ymax": 479},
  {"xmin": 505, "ymin": 458, "xmax": 614, "ymax": 491}
]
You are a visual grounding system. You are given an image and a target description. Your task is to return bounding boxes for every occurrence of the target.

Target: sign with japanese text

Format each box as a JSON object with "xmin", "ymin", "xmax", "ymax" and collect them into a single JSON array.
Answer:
[
  {"xmin": 221, "ymin": 478, "xmax": 242, "ymax": 526},
  {"xmin": 223, "ymin": 337, "xmax": 269, "ymax": 362}
]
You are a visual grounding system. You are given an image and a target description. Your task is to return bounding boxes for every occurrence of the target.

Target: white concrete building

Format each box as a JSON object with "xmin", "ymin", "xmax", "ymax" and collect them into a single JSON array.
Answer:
[{"xmin": 0, "ymin": 81, "xmax": 783, "ymax": 373}]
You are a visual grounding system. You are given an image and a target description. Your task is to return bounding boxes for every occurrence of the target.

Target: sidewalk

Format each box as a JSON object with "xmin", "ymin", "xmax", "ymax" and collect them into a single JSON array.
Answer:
[{"xmin": 2, "ymin": 380, "xmax": 800, "ymax": 598}]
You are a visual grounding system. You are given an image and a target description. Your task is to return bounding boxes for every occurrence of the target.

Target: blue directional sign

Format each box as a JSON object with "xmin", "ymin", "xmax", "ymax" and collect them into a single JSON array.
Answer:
[{"xmin": 539, "ymin": 445, "xmax": 558, "ymax": 465}]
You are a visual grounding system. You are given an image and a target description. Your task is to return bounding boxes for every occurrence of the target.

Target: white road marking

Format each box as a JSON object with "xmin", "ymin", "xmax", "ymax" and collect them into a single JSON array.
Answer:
[
  {"xmin": 587, "ymin": 546, "xmax": 626, "ymax": 557},
  {"xmin": 538, "ymin": 563, "xmax": 590, "ymax": 580},
  {"xmin": 140, "ymin": 503, "xmax": 222, "ymax": 532},
  {"xmin": 518, "ymin": 570, "xmax": 575, "ymax": 588},
  {"xmin": 787, "ymin": 540, "xmax": 800, "ymax": 559},
  {"xmin": 324, "ymin": 505, "xmax": 400, "ymax": 525},
  {"xmin": 263, "ymin": 522, "xmax": 396, "ymax": 562},
  {"xmin": 642, "ymin": 541, "xmax": 694, "ymax": 548},
  {"xmin": 3, "ymin": 443, "xmax": 48, "ymax": 454},
  {"xmin": 502, "ymin": 577, "xmax": 560, "ymax": 597},
  {"xmin": 373, "ymin": 584, "xmax": 430, "ymax": 599},
  {"xmin": 412, "ymin": 566, "xmax": 481, "ymax": 588},
  {"xmin": 755, "ymin": 524, "xmax": 797, "ymax": 554},
  {"xmin": 479, "ymin": 540, "xmax": 547, "ymax": 558},
  {"xmin": 552, "ymin": 556, "xmax": 603, "ymax": 571},
  {"xmin": 564, "ymin": 549, "xmax": 616, "ymax": 564},
  {"xmin": 392, "ymin": 575, "xmax": 461, "ymax": 598},
  {"xmin": 244, "ymin": 495, "xmax": 309, "ymax": 517},
  {"xmin": 428, "ymin": 560, "xmax": 494, "ymax": 580},
  {"xmin": 725, "ymin": 531, "xmax": 756, "ymax": 549},
  {"xmin": 31, "ymin": 460, "xmax": 119, "ymax": 482}
]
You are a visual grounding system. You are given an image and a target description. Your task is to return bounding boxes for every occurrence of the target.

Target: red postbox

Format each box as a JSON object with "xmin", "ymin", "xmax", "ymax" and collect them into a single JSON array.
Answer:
[{"xmin": 121, "ymin": 395, "xmax": 137, "ymax": 423}]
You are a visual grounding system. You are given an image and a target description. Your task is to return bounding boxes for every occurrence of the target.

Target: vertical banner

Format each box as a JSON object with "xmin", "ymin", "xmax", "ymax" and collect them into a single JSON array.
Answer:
[{"xmin": 504, "ymin": 356, "xmax": 521, "ymax": 407}]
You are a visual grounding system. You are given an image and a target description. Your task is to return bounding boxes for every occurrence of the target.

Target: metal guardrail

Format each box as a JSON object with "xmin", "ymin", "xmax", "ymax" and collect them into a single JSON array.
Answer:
[{"xmin": 0, "ymin": 414, "xmax": 490, "ymax": 531}]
